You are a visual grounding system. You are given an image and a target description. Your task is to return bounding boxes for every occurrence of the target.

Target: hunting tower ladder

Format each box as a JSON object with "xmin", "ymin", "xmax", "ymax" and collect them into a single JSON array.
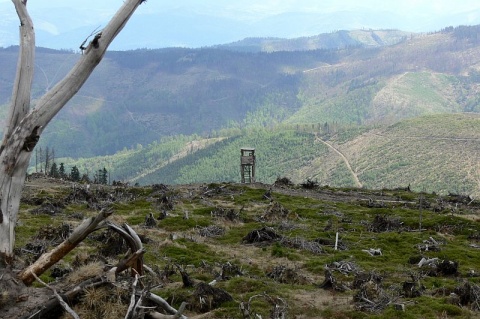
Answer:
[{"xmin": 240, "ymin": 148, "xmax": 256, "ymax": 183}]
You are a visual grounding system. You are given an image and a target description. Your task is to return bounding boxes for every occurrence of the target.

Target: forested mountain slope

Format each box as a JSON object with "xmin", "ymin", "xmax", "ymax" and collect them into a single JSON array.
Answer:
[
  {"xmin": 58, "ymin": 113, "xmax": 480, "ymax": 197},
  {"xmin": 1, "ymin": 26, "xmax": 480, "ymax": 159},
  {"xmin": 291, "ymin": 26, "xmax": 480, "ymax": 125}
]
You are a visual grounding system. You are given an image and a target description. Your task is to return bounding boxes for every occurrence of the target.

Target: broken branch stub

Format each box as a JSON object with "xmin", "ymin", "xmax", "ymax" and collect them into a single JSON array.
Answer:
[{"xmin": 107, "ymin": 222, "xmax": 144, "ymax": 276}]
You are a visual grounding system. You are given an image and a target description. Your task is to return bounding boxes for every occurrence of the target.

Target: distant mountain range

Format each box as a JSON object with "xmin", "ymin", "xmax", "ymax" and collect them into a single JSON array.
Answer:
[
  {"xmin": 216, "ymin": 30, "xmax": 413, "ymax": 52},
  {"xmin": 1, "ymin": 25, "xmax": 480, "ymax": 195},
  {"xmin": 1, "ymin": 1, "xmax": 480, "ymax": 50}
]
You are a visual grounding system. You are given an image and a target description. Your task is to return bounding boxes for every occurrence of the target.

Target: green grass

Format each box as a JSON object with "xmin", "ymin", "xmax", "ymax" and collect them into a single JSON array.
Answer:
[{"xmin": 14, "ymin": 178, "xmax": 480, "ymax": 318}]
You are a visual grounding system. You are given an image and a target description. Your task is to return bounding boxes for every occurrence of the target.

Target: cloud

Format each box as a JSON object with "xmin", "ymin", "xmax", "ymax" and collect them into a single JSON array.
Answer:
[{"xmin": 35, "ymin": 20, "xmax": 59, "ymax": 35}]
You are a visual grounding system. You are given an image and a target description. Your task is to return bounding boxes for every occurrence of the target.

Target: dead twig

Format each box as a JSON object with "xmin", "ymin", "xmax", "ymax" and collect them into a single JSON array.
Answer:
[
  {"xmin": 30, "ymin": 272, "xmax": 80, "ymax": 319},
  {"xmin": 125, "ymin": 274, "xmax": 140, "ymax": 319}
]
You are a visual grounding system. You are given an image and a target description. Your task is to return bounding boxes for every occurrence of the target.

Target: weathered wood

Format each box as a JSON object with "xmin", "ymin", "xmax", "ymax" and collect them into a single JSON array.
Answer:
[
  {"xmin": 0, "ymin": 0, "xmax": 35, "ymax": 263},
  {"xmin": 115, "ymin": 249, "xmax": 145, "ymax": 275},
  {"xmin": 148, "ymin": 302, "xmax": 187, "ymax": 319},
  {"xmin": 0, "ymin": 0, "xmax": 145, "ymax": 261},
  {"xmin": 3, "ymin": 0, "xmax": 35, "ymax": 141},
  {"xmin": 107, "ymin": 222, "xmax": 144, "ymax": 275},
  {"xmin": 147, "ymin": 294, "xmax": 188, "ymax": 319},
  {"xmin": 18, "ymin": 209, "xmax": 112, "ymax": 285},
  {"xmin": 125, "ymin": 274, "xmax": 140, "ymax": 319}
]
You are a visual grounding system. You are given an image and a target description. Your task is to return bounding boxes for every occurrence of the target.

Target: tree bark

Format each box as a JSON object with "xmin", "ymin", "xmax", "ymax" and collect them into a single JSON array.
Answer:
[
  {"xmin": 0, "ymin": 0, "xmax": 145, "ymax": 262},
  {"xmin": 0, "ymin": 0, "xmax": 35, "ymax": 265}
]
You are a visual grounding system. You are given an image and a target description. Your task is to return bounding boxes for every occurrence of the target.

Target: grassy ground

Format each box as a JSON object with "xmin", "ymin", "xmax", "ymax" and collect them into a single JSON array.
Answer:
[{"xmin": 10, "ymin": 176, "xmax": 480, "ymax": 318}]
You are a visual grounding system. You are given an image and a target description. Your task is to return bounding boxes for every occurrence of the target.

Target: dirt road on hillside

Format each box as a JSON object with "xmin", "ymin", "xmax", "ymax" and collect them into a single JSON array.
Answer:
[{"xmin": 314, "ymin": 134, "xmax": 363, "ymax": 188}]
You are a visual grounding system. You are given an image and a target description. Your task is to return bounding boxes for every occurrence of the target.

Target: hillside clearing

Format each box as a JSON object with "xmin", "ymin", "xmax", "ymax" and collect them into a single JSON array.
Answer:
[{"xmin": 2, "ymin": 176, "xmax": 480, "ymax": 318}]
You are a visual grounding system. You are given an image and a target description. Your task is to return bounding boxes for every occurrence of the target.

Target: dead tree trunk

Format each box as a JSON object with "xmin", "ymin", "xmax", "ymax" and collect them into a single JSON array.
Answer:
[{"xmin": 0, "ymin": 0, "xmax": 145, "ymax": 263}]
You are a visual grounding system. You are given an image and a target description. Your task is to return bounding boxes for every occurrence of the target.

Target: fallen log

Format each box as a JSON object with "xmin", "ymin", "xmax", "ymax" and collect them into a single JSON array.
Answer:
[{"xmin": 18, "ymin": 208, "xmax": 113, "ymax": 285}]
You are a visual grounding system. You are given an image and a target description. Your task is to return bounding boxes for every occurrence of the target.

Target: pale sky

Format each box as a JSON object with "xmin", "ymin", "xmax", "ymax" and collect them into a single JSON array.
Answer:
[
  {"xmin": 9, "ymin": 0, "xmax": 478, "ymax": 16},
  {"xmin": 1, "ymin": 0, "xmax": 480, "ymax": 49}
]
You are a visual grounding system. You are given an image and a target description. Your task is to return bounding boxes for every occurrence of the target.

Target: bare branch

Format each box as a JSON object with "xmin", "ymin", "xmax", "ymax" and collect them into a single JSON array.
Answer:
[
  {"xmin": 125, "ymin": 274, "xmax": 140, "ymax": 319},
  {"xmin": 26, "ymin": 0, "xmax": 145, "ymax": 132},
  {"xmin": 107, "ymin": 222, "xmax": 144, "ymax": 275},
  {"xmin": 147, "ymin": 293, "xmax": 188, "ymax": 319}
]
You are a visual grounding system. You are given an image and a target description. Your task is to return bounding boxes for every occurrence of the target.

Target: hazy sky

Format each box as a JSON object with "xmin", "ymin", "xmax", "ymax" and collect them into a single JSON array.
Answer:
[
  {"xmin": 0, "ymin": 0, "xmax": 474, "ymax": 12},
  {"xmin": 8, "ymin": 0, "xmax": 477, "ymax": 18},
  {"xmin": 1, "ymin": 0, "xmax": 480, "ymax": 49}
]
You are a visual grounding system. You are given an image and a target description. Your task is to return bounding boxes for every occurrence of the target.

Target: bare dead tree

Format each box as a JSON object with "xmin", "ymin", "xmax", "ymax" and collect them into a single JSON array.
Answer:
[{"xmin": 0, "ymin": 0, "xmax": 146, "ymax": 264}]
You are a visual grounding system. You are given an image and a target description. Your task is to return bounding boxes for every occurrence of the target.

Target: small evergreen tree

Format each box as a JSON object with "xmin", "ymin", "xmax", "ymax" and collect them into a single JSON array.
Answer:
[
  {"xmin": 59, "ymin": 163, "xmax": 66, "ymax": 179},
  {"xmin": 49, "ymin": 162, "xmax": 59, "ymax": 178},
  {"xmin": 81, "ymin": 173, "xmax": 91, "ymax": 184},
  {"xmin": 96, "ymin": 167, "xmax": 108, "ymax": 185},
  {"xmin": 70, "ymin": 166, "xmax": 80, "ymax": 182}
]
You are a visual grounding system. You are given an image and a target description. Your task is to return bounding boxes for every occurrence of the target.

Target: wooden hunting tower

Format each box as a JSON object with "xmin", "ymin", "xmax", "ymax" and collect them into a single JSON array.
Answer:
[{"xmin": 240, "ymin": 148, "xmax": 256, "ymax": 183}]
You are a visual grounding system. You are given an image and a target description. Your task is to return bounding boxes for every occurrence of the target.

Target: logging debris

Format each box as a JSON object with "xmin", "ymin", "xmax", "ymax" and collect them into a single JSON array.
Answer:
[
  {"xmin": 144, "ymin": 212, "xmax": 157, "ymax": 228},
  {"xmin": 243, "ymin": 227, "xmax": 282, "ymax": 244},
  {"xmin": 315, "ymin": 237, "xmax": 348, "ymax": 251},
  {"xmin": 34, "ymin": 223, "xmax": 72, "ymax": 244},
  {"xmin": 189, "ymin": 282, "xmax": 233, "ymax": 313},
  {"xmin": 368, "ymin": 214, "xmax": 404, "ymax": 232},
  {"xmin": 453, "ymin": 281, "xmax": 480, "ymax": 310},
  {"xmin": 326, "ymin": 260, "xmax": 360, "ymax": 275},
  {"xmin": 92, "ymin": 229, "xmax": 128, "ymax": 257},
  {"xmin": 197, "ymin": 225, "xmax": 225, "ymax": 238},
  {"xmin": 279, "ymin": 236, "xmax": 323, "ymax": 255},
  {"xmin": 416, "ymin": 236, "xmax": 443, "ymax": 252},
  {"xmin": 417, "ymin": 257, "xmax": 459, "ymax": 276},
  {"xmin": 239, "ymin": 293, "xmax": 288, "ymax": 319},
  {"xmin": 30, "ymin": 201, "xmax": 64, "ymax": 216},
  {"xmin": 273, "ymin": 176, "xmax": 294, "ymax": 188},
  {"xmin": 266, "ymin": 265, "xmax": 310, "ymax": 285},
  {"xmin": 353, "ymin": 281, "xmax": 399, "ymax": 313},
  {"xmin": 210, "ymin": 206, "xmax": 242, "ymax": 222},
  {"xmin": 352, "ymin": 271, "xmax": 383, "ymax": 289},
  {"xmin": 258, "ymin": 201, "xmax": 298, "ymax": 222},
  {"xmin": 318, "ymin": 269, "xmax": 349, "ymax": 292}
]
